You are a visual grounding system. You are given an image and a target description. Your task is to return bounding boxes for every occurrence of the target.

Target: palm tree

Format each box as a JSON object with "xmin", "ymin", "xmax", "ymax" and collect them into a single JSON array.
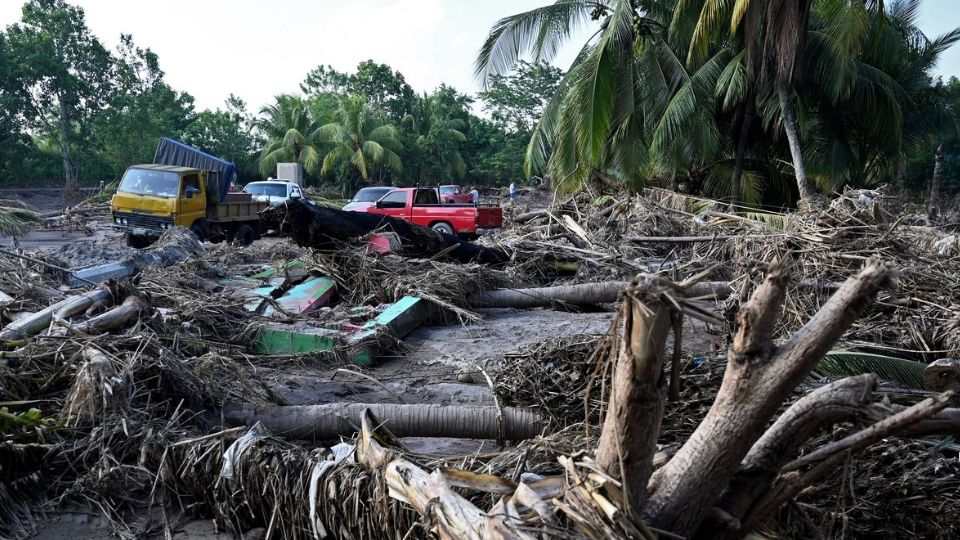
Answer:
[
  {"xmin": 257, "ymin": 95, "xmax": 322, "ymax": 177},
  {"xmin": 478, "ymin": 0, "xmax": 741, "ymax": 196},
  {"xmin": 316, "ymin": 94, "xmax": 403, "ymax": 183},
  {"xmin": 403, "ymin": 92, "xmax": 468, "ymax": 182}
]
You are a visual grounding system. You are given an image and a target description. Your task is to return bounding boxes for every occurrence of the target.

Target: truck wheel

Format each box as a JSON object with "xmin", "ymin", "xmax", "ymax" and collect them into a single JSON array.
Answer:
[
  {"xmin": 431, "ymin": 222, "xmax": 455, "ymax": 236},
  {"xmin": 190, "ymin": 220, "xmax": 209, "ymax": 243},
  {"xmin": 232, "ymin": 224, "xmax": 254, "ymax": 246},
  {"xmin": 125, "ymin": 233, "xmax": 154, "ymax": 249}
]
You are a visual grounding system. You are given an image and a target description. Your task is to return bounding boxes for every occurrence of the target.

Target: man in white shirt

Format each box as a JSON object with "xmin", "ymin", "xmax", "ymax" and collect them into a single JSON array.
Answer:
[{"xmin": 469, "ymin": 187, "xmax": 480, "ymax": 204}]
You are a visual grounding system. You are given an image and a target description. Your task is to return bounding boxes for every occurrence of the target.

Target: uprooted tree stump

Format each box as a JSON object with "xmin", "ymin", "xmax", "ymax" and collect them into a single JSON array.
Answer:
[
  {"xmin": 592, "ymin": 257, "xmax": 960, "ymax": 538},
  {"xmin": 261, "ymin": 199, "xmax": 508, "ymax": 264}
]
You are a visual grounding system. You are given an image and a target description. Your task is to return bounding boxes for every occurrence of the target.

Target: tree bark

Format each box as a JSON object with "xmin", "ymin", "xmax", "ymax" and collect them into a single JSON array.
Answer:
[
  {"xmin": 777, "ymin": 82, "xmax": 816, "ymax": 202},
  {"xmin": 223, "ymin": 403, "xmax": 545, "ymax": 441},
  {"xmin": 929, "ymin": 143, "xmax": 944, "ymax": 213},
  {"xmin": 594, "ymin": 277, "xmax": 675, "ymax": 516},
  {"xmin": 642, "ymin": 257, "xmax": 893, "ymax": 536}
]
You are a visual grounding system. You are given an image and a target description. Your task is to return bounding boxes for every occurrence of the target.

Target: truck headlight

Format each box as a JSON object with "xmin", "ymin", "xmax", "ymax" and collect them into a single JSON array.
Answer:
[
  {"xmin": 114, "ymin": 217, "xmax": 120, "ymax": 224},
  {"xmin": 120, "ymin": 218, "xmax": 128, "ymax": 225}
]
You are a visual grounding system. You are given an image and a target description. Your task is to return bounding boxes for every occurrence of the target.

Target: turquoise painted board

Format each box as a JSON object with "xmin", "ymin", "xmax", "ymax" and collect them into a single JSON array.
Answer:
[{"xmin": 260, "ymin": 276, "xmax": 337, "ymax": 317}]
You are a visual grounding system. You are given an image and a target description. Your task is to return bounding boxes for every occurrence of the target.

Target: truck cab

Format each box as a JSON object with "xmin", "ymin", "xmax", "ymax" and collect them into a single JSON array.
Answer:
[{"xmin": 111, "ymin": 165, "xmax": 208, "ymax": 247}]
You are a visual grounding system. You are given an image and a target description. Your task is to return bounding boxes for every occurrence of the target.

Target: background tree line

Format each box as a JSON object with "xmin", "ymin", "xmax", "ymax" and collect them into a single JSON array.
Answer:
[{"xmin": 0, "ymin": 0, "xmax": 561, "ymax": 195}]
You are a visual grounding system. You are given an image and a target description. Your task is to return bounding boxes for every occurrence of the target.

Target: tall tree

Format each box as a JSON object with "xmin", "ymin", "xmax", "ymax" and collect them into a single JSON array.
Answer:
[
  {"xmin": 90, "ymin": 34, "xmax": 195, "ymax": 179},
  {"xmin": 5, "ymin": 0, "xmax": 115, "ymax": 197},
  {"xmin": 316, "ymin": 94, "xmax": 403, "ymax": 186},
  {"xmin": 404, "ymin": 89, "xmax": 468, "ymax": 183},
  {"xmin": 257, "ymin": 95, "xmax": 323, "ymax": 177},
  {"xmin": 478, "ymin": 60, "xmax": 563, "ymax": 133},
  {"xmin": 183, "ymin": 95, "xmax": 262, "ymax": 180}
]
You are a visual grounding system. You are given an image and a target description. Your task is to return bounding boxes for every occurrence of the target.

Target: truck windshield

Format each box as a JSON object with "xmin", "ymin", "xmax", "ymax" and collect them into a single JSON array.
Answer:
[
  {"xmin": 117, "ymin": 168, "xmax": 181, "ymax": 198},
  {"xmin": 244, "ymin": 184, "xmax": 287, "ymax": 197}
]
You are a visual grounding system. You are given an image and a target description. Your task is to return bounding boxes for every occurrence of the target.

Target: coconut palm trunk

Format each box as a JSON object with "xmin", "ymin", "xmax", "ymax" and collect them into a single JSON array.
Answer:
[
  {"xmin": 778, "ymin": 82, "xmax": 816, "ymax": 201},
  {"xmin": 730, "ymin": 91, "xmax": 756, "ymax": 208},
  {"xmin": 930, "ymin": 143, "xmax": 944, "ymax": 211}
]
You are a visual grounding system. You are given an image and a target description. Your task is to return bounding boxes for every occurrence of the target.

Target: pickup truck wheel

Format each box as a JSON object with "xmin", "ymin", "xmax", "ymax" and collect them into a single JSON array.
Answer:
[
  {"xmin": 125, "ymin": 233, "xmax": 154, "ymax": 249},
  {"xmin": 232, "ymin": 224, "xmax": 254, "ymax": 247},
  {"xmin": 430, "ymin": 222, "xmax": 455, "ymax": 236}
]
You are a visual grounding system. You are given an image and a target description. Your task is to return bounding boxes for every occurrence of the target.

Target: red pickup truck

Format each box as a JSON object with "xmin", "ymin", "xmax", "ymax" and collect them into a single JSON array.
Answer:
[{"xmin": 362, "ymin": 187, "xmax": 502, "ymax": 237}]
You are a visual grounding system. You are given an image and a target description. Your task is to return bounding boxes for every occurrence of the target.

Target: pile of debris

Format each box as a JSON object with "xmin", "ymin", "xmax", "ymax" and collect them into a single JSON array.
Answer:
[{"xmin": 2, "ymin": 188, "xmax": 960, "ymax": 539}]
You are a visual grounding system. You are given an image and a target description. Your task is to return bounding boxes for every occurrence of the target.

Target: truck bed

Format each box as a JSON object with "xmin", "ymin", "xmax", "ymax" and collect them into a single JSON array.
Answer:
[{"xmin": 208, "ymin": 197, "xmax": 270, "ymax": 222}]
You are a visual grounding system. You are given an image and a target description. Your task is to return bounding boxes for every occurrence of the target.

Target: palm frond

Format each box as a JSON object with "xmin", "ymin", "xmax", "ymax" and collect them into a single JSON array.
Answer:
[
  {"xmin": 817, "ymin": 351, "xmax": 927, "ymax": 390},
  {"xmin": 475, "ymin": 0, "xmax": 596, "ymax": 83}
]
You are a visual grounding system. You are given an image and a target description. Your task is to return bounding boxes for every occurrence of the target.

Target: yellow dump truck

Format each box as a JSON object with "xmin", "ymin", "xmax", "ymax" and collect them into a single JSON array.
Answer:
[{"xmin": 110, "ymin": 138, "xmax": 268, "ymax": 248}]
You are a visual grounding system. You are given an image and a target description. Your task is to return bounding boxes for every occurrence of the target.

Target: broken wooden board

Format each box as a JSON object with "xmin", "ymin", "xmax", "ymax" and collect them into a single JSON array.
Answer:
[
  {"xmin": 251, "ymin": 324, "xmax": 376, "ymax": 365},
  {"xmin": 259, "ymin": 276, "xmax": 337, "ymax": 317},
  {"xmin": 346, "ymin": 295, "xmax": 437, "ymax": 344}
]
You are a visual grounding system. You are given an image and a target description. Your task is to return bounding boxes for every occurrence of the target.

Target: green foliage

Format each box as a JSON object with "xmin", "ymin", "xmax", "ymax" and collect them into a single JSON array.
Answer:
[
  {"xmin": 0, "ymin": 406, "xmax": 53, "ymax": 435},
  {"xmin": 316, "ymin": 94, "xmax": 404, "ymax": 185},
  {"xmin": 478, "ymin": 60, "xmax": 563, "ymax": 133},
  {"xmin": 817, "ymin": 351, "xmax": 927, "ymax": 390}
]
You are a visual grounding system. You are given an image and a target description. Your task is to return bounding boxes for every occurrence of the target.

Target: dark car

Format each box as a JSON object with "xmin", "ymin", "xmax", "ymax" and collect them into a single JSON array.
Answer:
[{"xmin": 343, "ymin": 186, "xmax": 393, "ymax": 212}]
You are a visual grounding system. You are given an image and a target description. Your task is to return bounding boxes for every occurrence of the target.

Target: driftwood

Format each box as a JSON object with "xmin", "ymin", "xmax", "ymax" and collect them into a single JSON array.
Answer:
[
  {"xmin": 223, "ymin": 403, "xmax": 545, "ymax": 441},
  {"xmin": 468, "ymin": 281, "xmax": 732, "ymax": 309},
  {"xmin": 71, "ymin": 295, "xmax": 151, "ymax": 335},
  {"xmin": 262, "ymin": 200, "xmax": 507, "ymax": 264},
  {"xmin": 0, "ymin": 288, "xmax": 112, "ymax": 342}
]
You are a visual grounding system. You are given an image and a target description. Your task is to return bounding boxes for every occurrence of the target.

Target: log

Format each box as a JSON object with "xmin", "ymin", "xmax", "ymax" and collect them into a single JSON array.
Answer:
[
  {"xmin": 261, "ymin": 200, "xmax": 507, "ymax": 264},
  {"xmin": 223, "ymin": 403, "xmax": 545, "ymax": 441},
  {"xmin": 0, "ymin": 288, "xmax": 112, "ymax": 342},
  {"xmin": 73, "ymin": 295, "xmax": 151, "ymax": 334},
  {"xmin": 468, "ymin": 281, "xmax": 732, "ymax": 309}
]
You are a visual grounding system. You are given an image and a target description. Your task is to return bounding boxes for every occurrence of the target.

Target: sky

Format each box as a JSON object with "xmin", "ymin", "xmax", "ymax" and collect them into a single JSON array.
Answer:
[{"xmin": 2, "ymin": 0, "xmax": 959, "ymax": 113}]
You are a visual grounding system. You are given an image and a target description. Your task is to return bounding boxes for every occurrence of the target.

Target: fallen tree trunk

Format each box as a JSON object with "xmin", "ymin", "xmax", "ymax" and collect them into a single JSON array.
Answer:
[
  {"xmin": 0, "ymin": 288, "xmax": 111, "ymax": 342},
  {"xmin": 223, "ymin": 403, "xmax": 545, "ymax": 441},
  {"xmin": 468, "ymin": 281, "xmax": 732, "ymax": 309},
  {"xmin": 261, "ymin": 200, "xmax": 508, "ymax": 264},
  {"xmin": 72, "ymin": 295, "xmax": 151, "ymax": 335}
]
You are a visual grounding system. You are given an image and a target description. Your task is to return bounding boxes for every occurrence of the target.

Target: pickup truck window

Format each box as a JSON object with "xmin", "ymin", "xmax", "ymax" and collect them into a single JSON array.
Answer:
[
  {"xmin": 413, "ymin": 189, "xmax": 439, "ymax": 205},
  {"xmin": 379, "ymin": 190, "xmax": 407, "ymax": 208},
  {"xmin": 118, "ymin": 168, "xmax": 180, "ymax": 198}
]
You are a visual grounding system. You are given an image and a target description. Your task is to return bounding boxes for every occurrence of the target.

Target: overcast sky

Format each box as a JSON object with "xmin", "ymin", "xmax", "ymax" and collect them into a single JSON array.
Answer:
[{"xmin": 2, "ymin": 0, "xmax": 959, "ymax": 113}]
